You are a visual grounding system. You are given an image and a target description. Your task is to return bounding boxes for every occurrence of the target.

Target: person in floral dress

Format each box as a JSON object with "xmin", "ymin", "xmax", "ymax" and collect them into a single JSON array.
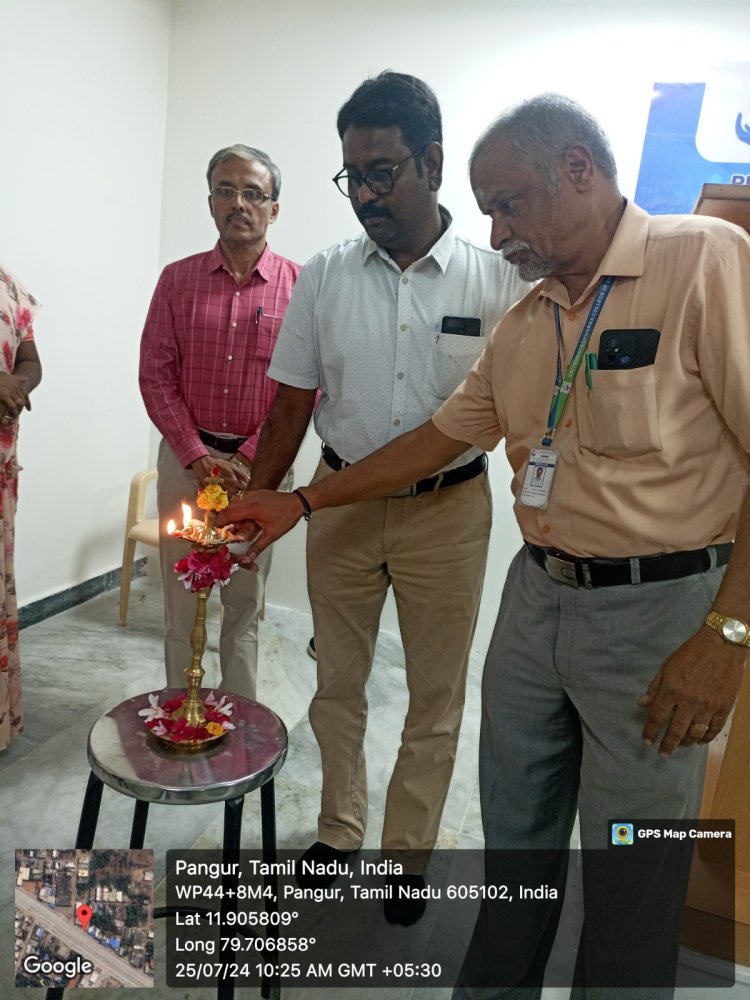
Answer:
[{"xmin": 0, "ymin": 265, "xmax": 42, "ymax": 751}]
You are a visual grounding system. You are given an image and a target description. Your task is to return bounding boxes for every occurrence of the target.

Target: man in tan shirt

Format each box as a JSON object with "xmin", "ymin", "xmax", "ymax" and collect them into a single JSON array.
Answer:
[{"xmin": 220, "ymin": 95, "xmax": 750, "ymax": 995}]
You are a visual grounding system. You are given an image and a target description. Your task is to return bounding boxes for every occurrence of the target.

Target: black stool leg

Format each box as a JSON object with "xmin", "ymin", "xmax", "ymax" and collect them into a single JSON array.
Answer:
[
  {"xmin": 46, "ymin": 774, "xmax": 104, "ymax": 997},
  {"xmin": 216, "ymin": 796, "xmax": 244, "ymax": 1000},
  {"xmin": 75, "ymin": 771, "xmax": 104, "ymax": 849},
  {"xmin": 260, "ymin": 780, "xmax": 281, "ymax": 1000},
  {"xmin": 223, "ymin": 795, "xmax": 244, "ymax": 854},
  {"xmin": 261, "ymin": 779, "xmax": 277, "ymax": 862},
  {"xmin": 129, "ymin": 799, "xmax": 149, "ymax": 848}
]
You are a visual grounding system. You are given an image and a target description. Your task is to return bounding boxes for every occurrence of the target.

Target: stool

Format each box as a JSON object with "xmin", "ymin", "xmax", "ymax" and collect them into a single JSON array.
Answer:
[{"xmin": 46, "ymin": 689, "xmax": 287, "ymax": 1000}]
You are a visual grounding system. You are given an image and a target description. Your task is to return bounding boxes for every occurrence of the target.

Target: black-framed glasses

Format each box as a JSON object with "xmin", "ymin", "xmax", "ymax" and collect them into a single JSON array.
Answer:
[
  {"xmin": 332, "ymin": 146, "xmax": 427, "ymax": 198},
  {"xmin": 210, "ymin": 186, "xmax": 275, "ymax": 205}
]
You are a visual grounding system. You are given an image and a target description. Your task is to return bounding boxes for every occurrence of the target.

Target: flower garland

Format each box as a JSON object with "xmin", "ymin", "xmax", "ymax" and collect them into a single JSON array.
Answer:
[
  {"xmin": 175, "ymin": 545, "xmax": 237, "ymax": 593},
  {"xmin": 139, "ymin": 691, "xmax": 235, "ymax": 743}
]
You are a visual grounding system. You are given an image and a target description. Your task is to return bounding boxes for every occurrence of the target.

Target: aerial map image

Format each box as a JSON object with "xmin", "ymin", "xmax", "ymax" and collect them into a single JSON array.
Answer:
[{"xmin": 14, "ymin": 848, "xmax": 154, "ymax": 989}]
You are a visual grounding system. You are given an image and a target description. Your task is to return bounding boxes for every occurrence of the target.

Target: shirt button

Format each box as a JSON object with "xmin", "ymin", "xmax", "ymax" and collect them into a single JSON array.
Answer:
[
  {"xmin": 564, "ymin": 419, "xmax": 572, "ymax": 427},
  {"xmin": 400, "ymin": 323, "xmax": 408, "ymax": 331},
  {"xmin": 397, "ymin": 372, "xmax": 405, "ymax": 380},
  {"xmin": 235, "ymin": 291, "xmax": 241, "ymax": 297},
  {"xmin": 232, "ymin": 322, "xmax": 237, "ymax": 328},
  {"xmin": 222, "ymin": 422, "xmax": 227, "ymax": 428},
  {"xmin": 401, "ymin": 276, "xmax": 408, "ymax": 285},
  {"xmin": 567, "ymin": 309, "xmax": 576, "ymax": 320},
  {"xmin": 223, "ymin": 388, "xmax": 229, "ymax": 394},
  {"xmin": 393, "ymin": 419, "xmax": 401, "ymax": 426},
  {"xmin": 227, "ymin": 355, "xmax": 233, "ymax": 361},
  {"xmin": 541, "ymin": 525, "xmax": 551, "ymax": 534}
]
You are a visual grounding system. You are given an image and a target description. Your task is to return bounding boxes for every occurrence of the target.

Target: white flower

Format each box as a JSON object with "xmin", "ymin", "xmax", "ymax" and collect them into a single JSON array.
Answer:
[
  {"xmin": 204, "ymin": 692, "xmax": 233, "ymax": 717},
  {"xmin": 137, "ymin": 693, "xmax": 167, "ymax": 723},
  {"xmin": 149, "ymin": 720, "xmax": 168, "ymax": 737}
]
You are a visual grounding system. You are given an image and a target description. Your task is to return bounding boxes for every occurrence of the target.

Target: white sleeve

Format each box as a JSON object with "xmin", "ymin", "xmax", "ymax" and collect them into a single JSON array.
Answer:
[{"xmin": 267, "ymin": 259, "xmax": 321, "ymax": 389}]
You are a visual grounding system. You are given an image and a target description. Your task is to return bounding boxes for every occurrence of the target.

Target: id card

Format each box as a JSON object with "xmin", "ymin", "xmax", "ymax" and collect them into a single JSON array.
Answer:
[{"xmin": 518, "ymin": 448, "xmax": 559, "ymax": 509}]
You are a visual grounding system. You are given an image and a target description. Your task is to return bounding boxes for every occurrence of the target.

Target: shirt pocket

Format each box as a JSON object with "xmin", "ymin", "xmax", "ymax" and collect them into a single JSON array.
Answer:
[
  {"xmin": 577, "ymin": 366, "xmax": 662, "ymax": 457},
  {"xmin": 254, "ymin": 313, "xmax": 283, "ymax": 362},
  {"xmin": 427, "ymin": 333, "xmax": 485, "ymax": 401}
]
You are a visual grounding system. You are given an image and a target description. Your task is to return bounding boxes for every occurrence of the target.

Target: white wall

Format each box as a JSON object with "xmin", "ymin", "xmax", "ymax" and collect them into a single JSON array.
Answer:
[
  {"xmin": 162, "ymin": 0, "xmax": 750, "ymax": 650},
  {"xmin": 1, "ymin": 0, "xmax": 171, "ymax": 604},
  {"xmin": 6, "ymin": 0, "xmax": 750, "ymax": 652}
]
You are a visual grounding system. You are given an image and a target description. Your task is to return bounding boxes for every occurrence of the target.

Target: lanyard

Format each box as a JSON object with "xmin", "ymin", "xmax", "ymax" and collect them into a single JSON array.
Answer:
[{"xmin": 542, "ymin": 275, "xmax": 615, "ymax": 446}]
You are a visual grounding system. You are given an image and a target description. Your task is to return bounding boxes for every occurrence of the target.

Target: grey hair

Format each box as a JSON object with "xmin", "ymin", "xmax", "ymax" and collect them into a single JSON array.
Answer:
[
  {"xmin": 206, "ymin": 144, "xmax": 282, "ymax": 200},
  {"xmin": 470, "ymin": 94, "xmax": 617, "ymax": 190}
]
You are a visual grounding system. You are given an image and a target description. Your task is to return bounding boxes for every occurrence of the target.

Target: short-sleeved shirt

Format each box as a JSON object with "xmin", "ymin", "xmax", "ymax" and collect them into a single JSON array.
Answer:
[
  {"xmin": 268, "ymin": 208, "xmax": 530, "ymax": 470},
  {"xmin": 433, "ymin": 201, "xmax": 750, "ymax": 557}
]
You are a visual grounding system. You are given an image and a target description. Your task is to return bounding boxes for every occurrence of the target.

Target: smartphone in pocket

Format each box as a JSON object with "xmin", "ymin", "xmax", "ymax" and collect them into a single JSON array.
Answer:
[
  {"xmin": 441, "ymin": 316, "xmax": 482, "ymax": 337},
  {"xmin": 597, "ymin": 329, "xmax": 660, "ymax": 370}
]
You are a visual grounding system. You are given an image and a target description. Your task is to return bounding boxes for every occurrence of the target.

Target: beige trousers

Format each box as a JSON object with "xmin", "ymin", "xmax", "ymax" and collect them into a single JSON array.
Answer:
[
  {"xmin": 157, "ymin": 438, "xmax": 272, "ymax": 699},
  {"xmin": 307, "ymin": 459, "xmax": 492, "ymax": 854}
]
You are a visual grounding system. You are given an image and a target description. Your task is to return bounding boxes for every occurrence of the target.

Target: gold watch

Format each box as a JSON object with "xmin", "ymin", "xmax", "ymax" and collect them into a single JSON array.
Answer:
[{"xmin": 704, "ymin": 611, "xmax": 750, "ymax": 647}]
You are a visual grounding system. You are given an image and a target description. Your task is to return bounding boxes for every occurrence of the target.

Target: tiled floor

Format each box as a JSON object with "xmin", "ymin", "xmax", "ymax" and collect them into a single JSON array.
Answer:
[{"xmin": 2, "ymin": 575, "xmax": 748, "ymax": 999}]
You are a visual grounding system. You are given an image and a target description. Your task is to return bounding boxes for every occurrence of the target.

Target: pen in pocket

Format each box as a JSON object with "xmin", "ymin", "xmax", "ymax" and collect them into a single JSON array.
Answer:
[{"xmin": 585, "ymin": 352, "xmax": 597, "ymax": 390}]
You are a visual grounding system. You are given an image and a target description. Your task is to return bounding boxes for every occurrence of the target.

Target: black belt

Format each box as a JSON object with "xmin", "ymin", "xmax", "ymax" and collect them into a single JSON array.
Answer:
[
  {"xmin": 198, "ymin": 429, "xmax": 246, "ymax": 454},
  {"xmin": 322, "ymin": 445, "xmax": 487, "ymax": 496},
  {"xmin": 525, "ymin": 541, "xmax": 733, "ymax": 589}
]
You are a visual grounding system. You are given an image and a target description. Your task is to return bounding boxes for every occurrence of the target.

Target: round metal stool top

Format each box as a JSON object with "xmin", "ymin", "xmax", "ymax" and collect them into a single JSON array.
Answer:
[{"xmin": 87, "ymin": 689, "xmax": 288, "ymax": 805}]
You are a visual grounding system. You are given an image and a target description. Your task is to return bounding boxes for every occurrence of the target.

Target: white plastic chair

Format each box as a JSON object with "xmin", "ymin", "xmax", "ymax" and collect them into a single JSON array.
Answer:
[{"xmin": 119, "ymin": 469, "xmax": 159, "ymax": 625}]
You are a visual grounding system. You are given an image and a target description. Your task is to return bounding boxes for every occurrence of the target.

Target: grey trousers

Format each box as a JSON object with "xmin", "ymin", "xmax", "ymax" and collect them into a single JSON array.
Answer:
[{"xmin": 455, "ymin": 545, "xmax": 724, "ymax": 1000}]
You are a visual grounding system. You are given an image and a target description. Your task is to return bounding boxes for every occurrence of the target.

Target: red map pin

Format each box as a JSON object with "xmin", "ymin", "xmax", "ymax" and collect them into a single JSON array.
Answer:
[{"xmin": 76, "ymin": 904, "xmax": 93, "ymax": 932}]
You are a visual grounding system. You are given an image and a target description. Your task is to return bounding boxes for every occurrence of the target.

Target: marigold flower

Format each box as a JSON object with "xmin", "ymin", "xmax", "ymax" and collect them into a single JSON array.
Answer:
[{"xmin": 197, "ymin": 483, "xmax": 229, "ymax": 511}]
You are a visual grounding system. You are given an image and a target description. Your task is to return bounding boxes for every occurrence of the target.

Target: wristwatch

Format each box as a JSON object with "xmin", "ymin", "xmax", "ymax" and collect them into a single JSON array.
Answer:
[{"xmin": 704, "ymin": 611, "xmax": 750, "ymax": 647}]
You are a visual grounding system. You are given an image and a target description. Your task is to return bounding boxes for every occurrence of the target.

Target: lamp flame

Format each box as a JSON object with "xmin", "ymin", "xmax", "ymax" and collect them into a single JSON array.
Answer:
[
  {"xmin": 181, "ymin": 503, "xmax": 193, "ymax": 529},
  {"xmin": 166, "ymin": 519, "xmax": 176, "ymax": 535}
]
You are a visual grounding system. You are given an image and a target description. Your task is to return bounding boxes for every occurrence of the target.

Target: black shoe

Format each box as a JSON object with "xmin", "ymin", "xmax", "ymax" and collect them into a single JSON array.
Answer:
[
  {"xmin": 384, "ymin": 873, "xmax": 427, "ymax": 926},
  {"xmin": 296, "ymin": 841, "xmax": 358, "ymax": 890},
  {"xmin": 306, "ymin": 637, "xmax": 317, "ymax": 660}
]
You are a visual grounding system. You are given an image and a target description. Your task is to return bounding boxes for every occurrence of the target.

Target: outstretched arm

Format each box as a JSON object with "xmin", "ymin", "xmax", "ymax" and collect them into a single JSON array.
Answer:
[{"xmin": 216, "ymin": 419, "xmax": 470, "ymax": 562}]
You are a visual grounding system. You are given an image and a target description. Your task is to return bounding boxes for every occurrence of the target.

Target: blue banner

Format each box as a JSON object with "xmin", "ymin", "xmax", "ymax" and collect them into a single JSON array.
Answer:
[{"xmin": 635, "ymin": 77, "xmax": 750, "ymax": 215}]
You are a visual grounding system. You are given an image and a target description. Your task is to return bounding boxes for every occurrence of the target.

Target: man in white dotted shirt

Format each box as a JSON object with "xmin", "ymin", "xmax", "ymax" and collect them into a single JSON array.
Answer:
[{"xmin": 245, "ymin": 72, "xmax": 529, "ymax": 921}]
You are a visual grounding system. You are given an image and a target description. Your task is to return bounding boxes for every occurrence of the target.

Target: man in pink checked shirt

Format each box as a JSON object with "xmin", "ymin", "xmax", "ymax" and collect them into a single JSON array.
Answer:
[{"xmin": 139, "ymin": 144, "xmax": 300, "ymax": 698}]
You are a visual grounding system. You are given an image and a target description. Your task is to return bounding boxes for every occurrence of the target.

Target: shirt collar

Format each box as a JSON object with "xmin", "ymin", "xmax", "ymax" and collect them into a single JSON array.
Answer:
[
  {"xmin": 361, "ymin": 205, "xmax": 456, "ymax": 274},
  {"xmin": 538, "ymin": 199, "xmax": 649, "ymax": 307},
  {"xmin": 207, "ymin": 241, "xmax": 274, "ymax": 282}
]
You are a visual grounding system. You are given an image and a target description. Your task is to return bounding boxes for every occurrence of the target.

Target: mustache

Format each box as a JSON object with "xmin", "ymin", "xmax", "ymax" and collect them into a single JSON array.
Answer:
[
  {"xmin": 227, "ymin": 212, "xmax": 251, "ymax": 224},
  {"xmin": 500, "ymin": 239, "xmax": 531, "ymax": 258},
  {"xmin": 357, "ymin": 205, "xmax": 391, "ymax": 221}
]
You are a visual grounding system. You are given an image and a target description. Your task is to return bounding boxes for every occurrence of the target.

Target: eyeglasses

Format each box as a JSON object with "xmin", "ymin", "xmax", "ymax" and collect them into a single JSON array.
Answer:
[
  {"xmin": 210, "ymin": 186, "xmax": 275, "ymax": 205},
  {"xmin": 332, "ymin": 146, "xmax": 426, "ymax": 198}
]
